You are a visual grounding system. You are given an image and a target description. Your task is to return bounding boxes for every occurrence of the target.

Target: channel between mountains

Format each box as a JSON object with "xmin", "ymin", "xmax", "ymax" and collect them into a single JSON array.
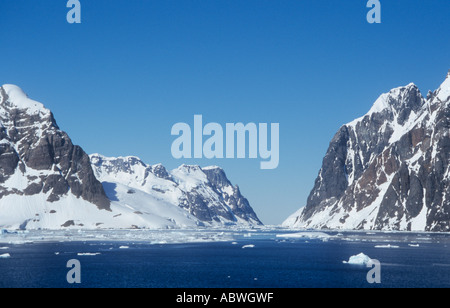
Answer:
[{"xmin": 2, "ymin": 70, "xmax": 450, "ymax": 232}]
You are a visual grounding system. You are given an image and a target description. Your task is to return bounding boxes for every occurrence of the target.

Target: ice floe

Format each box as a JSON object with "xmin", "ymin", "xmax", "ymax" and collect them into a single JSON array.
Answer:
[
  {"xmin": 276, "ymin": 232, "xmax": 331, "ymax": 239},
  {"xmin": 374, "ymin": 244, "xmax": 400, "ymax": 248},
  {"xmin": 242, "ymin": 244, "xmax": 255, "ymax": 249}
]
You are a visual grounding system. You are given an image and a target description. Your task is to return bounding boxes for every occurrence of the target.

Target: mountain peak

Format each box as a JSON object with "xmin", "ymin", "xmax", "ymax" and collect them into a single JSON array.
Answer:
[
  {"xmin": 1, "ymin": 84, "xmax": 50, "ymax": 116},
  {"xmin": 434, "ymin": 69, "xmax": 450, "ymax": 102},
  {"xmin": 347, "ymin": 82, "xmax": 423, "ymax": 128},
  {"xmin": 368, "ymin": 83, "xmax": 420, "ymax": 114},
  {"xmin": 202, "ymin": 165, "xmax": 232, "ymax": 189},
  {"xmin": 176, "ymin": 164, "xmax": 203, "ymax": 173},
  {"xmin": 202, "ymin": 165, "xmax": 223, "ymax": 171},
  {"xmin": 90, "ymin": 153, "xmax": 147, "ymax": 167},
  {"xmin": 0, "ymin": 84, "xmax": 111, "ymax": 220}
]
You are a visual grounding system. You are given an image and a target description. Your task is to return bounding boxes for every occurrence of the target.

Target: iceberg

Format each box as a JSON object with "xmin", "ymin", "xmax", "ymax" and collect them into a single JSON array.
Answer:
[
  {"xmin": 0, "ymin": 253, "xmax": 11, "ymax": 258},
  {"xmin": 343, "ymin": 253, "xmax": 371, "ymax": 265}
]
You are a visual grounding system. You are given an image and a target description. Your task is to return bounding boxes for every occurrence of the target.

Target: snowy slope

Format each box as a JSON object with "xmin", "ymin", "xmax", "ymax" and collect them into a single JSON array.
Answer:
[{"xmin": 90, "ymin": 154, "xmax": 262, "ymax": 227}]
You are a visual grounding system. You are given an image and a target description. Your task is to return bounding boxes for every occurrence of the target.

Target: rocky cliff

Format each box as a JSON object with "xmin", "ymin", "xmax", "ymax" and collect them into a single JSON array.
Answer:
[
  {"xmin": 0, "ymin": 85, "xmax": 110, "ymax": 212},
  {"xmin": 284, "ymin": 71, "xmax": 450, "ymax": 232}
]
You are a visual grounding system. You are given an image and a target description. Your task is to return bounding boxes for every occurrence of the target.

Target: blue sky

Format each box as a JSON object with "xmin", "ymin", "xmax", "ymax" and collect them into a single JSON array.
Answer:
[{"xmin": 1, "ymin": 0, "xmax": 449, "ymax": 225}]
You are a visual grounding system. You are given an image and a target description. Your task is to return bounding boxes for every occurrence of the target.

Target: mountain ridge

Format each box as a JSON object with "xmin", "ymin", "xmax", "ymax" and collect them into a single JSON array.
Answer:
[
  {"xmin": 90, "ymin": 153, "xmax": 262, "ymax": 227},
  {"xmin": 0, "ymin": 84, "xmax": 261, "ymax": 230},
  {"xmin": 284, "ymin": 70, "xmax": 450, "ymax": 232}
]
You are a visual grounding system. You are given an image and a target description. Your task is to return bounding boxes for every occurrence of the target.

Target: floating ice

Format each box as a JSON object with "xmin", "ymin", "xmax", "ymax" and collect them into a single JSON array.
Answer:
[
  {"xmin": 7, "ymin": 240, "xmax": 33, "ymax": 245},
  {"xmin": 0, "ymin": 253, "xmax": 11, "ymax": 258},
  {"xmin": 343, "ymin": 253, "xmax": 371, "ymax": 265},
  {"xmin": 276, "ymin": 232, "xmax": 331, "ymax": 239},
  {"xmin": 0, "ymin": 229, "xmax": 236, "ymax": 245},
  {"xmin": 242, "ymin": 244, "xmax": 255, "ymax": 249},
  {"xmin": 119, "ymin": 246, "xmax": 129, "ymax": 249},
  {"xmin": 77, "ymin": 252, "xmax": 101, "ymax": 256},
  {"xmin": 374, "ymin": 244, "xmax": 399, "ymax": 249}
]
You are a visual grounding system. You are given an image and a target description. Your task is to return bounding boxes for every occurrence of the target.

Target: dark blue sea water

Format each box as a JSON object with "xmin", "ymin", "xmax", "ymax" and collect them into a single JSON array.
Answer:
[{"xmin": 0, "ymin": 230, "xmax": 449, "ymax": 288}]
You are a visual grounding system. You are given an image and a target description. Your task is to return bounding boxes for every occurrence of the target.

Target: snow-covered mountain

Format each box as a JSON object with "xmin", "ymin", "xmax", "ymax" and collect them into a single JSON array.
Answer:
[
  {"xmin": 0, "ymin": 84, "xmax": 261, "ymax": 230},
  {"xmin": 90, "ymin": 154, "xmax": 262, "ymax": 227},
  {"xmin": 284, "ymin": 70, "xmax": 450, "ymax": 232}
]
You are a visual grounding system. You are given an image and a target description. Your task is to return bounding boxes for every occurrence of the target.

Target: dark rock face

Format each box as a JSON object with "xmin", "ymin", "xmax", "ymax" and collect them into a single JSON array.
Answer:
[
  {"xmin": 287, "ymin": 72, "xmax": 450, "ymax": 232},
  {"xmin": 203, "ymin": 167, "xmax": 261, "ymax": 225},
  {"xmin": 177, "ymin": 165, "xmax": 263, "ymax": 225},
  {"xmin": 0, "ymin": 85, "xmax": 110, "ymax": 211},
  {"xmin": 179, "ymin": 188, "xmax": 236, "ymax": 223}
]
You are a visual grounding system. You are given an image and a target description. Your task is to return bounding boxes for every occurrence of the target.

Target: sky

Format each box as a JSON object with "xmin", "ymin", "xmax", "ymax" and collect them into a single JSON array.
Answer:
[{"xmin": 1, "ymin": 0, "xmax": 449, "ymax": 225}]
